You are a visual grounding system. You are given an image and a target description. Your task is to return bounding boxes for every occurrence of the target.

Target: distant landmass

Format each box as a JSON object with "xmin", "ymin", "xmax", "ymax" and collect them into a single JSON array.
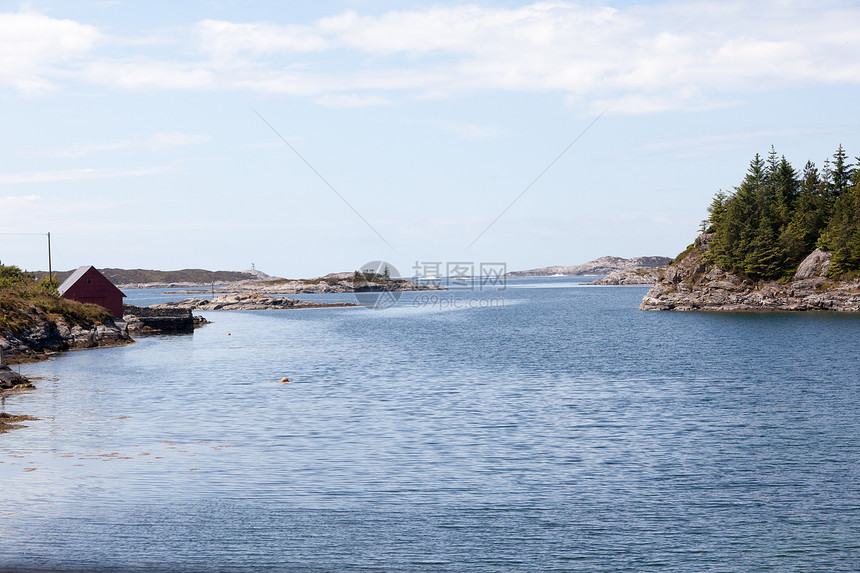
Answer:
[
  {"xmin": 35, "ymin": 268, "xmax": 266, "ymax": 287},
  {"xmin": 508, "ymin": 256, "xmax": 671, "ymax": 277}
]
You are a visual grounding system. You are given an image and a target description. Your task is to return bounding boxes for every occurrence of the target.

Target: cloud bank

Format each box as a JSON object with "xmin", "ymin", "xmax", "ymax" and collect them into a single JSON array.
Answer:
[{"xmin": 1, "ymin": 2, "xmax": 859, "ymax": 112}]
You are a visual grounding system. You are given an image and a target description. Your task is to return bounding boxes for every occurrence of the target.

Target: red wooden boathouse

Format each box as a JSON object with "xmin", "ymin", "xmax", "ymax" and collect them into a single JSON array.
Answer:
[{"xmin": 58, "ymin": 266, "xmax": 126, "ymax": 318}]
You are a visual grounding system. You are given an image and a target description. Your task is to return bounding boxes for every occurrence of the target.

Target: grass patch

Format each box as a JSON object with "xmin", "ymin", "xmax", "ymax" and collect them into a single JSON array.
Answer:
[{"xmin": 669, "ymin": 243, "xmax": 696, "ymax": 265}]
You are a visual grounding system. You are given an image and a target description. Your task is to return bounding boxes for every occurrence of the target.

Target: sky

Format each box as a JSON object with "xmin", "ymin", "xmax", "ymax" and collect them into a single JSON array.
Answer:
[{"xmin": 1, "ymin": 0, "xmax": 859, "ymax": 278}]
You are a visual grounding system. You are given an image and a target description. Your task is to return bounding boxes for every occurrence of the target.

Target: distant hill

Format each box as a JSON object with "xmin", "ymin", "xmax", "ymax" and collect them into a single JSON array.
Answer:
[
  {"xmin": 35, "ymin": 268, "xmax": 262, "ymax": 286},
  {"xmin": 508, "ymin": 256, "xmax": 671, "ymax": 277}
]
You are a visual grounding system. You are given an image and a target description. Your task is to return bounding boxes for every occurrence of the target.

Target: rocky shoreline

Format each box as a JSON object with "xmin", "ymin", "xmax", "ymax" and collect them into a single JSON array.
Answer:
[
  {"xmin": 640, "ymin": 238, "xmax": 860, "ymax": 311},
  {"xmin": 1, "ymin": 318, "xmax": 133, "ymax": 365}
]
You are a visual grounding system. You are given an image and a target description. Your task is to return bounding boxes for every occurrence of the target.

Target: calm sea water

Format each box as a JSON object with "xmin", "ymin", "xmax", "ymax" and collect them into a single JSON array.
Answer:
[{"xmin": 2, "ymin": 278, "xmax": 859, "ymax": 572}]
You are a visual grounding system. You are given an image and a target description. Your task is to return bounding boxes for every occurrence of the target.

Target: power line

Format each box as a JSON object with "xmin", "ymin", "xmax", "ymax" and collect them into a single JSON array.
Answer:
[{"xmin": 0, "ymin": 232, "xmax": 53, "ymax": 280}]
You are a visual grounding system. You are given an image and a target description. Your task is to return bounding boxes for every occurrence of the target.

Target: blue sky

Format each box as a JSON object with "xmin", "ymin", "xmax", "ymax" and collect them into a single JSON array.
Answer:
[{"xmin": 1, "ymin": 0, "xmax": 859, "ymax": 277}]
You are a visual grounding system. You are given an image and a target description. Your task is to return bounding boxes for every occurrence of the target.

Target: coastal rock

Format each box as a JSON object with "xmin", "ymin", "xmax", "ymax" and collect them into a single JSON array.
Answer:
[
  {"xmin": 0, "ymin": 365, "xmax": 33, "ymax": 391},
  {"xmin": 793, "ymin": 248, "xmax": 832, "ymax": 280},
  {"xmin": 0, "ymin": 317, "xmax": 131, "ymax": 364},
  {"xmin": 640, "ymin": 238, "xmax": 860, "ymax": 312},
  {"xmin": 588, "ymin": 267, "xmax": 664, "ymax": 285},
  {"xmin": 151, "ymin": 293, "xmax": 359, "ymax": 311}
]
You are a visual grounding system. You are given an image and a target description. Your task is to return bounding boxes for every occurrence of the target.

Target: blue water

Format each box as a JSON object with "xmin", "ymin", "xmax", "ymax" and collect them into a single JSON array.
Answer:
[{"xmin": 2, "ymin": 279, "xmax": 859, "ymax": 571}]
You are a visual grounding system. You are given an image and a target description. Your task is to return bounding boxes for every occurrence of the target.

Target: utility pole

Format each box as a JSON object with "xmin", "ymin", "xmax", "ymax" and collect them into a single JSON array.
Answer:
[
  {"xmin": 0, "ymin": 232, "xmax": 52, "ymax": 279},
  {"xmin": 47, "ymin": 232, "xmax": 52, "ymax": 283}
]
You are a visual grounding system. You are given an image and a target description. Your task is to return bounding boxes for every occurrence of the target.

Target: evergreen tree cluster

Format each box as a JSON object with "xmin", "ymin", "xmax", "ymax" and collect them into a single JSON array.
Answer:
[{"xmin": 703, "ymin": 145, "xmax": 860, "ymax": 280}]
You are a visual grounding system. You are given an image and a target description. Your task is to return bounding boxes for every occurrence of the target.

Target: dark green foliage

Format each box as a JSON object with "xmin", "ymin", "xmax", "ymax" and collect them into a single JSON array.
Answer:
[
  {"xmin": 0, "ymin": 265, "xmax": 35, "ymax": 289},
  {"xmin": 704, "ymin": 146, "xmax": 857, "ymax": 280}
]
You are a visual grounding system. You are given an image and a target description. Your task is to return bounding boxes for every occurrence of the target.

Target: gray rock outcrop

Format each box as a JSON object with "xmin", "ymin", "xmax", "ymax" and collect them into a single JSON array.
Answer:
[{"xmin": 793, "ymin": 248, "xmax": 832, "ymax": 280}]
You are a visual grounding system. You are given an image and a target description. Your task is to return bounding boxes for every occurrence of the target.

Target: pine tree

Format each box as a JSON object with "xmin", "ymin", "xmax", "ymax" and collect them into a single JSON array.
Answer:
[
  {"xmin": 830, "ymin": 144, "xmax": 852, "ymax": 200},
  {"xmin": 705, "ymin": 146, "xmax": 860, "ymax": 280}
]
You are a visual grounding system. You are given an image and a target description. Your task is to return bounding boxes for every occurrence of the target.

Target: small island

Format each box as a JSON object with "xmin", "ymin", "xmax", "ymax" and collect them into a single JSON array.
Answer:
[{"xmin": 642, "ymin": 145, "xmax": 860, "ymax": 311}]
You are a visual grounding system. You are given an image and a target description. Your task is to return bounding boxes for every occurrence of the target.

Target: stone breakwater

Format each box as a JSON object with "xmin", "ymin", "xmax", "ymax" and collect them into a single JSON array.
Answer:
[
  {"xmin": 151, "ymin": 293, "xmax": 359, "ymax": 311},
  {"xmin": 640, "ymin": 238, "xmax": 860, "ymax": 312},
  {"xmin": 123, "ymin": 305, "xmax": 203, "ymax": 333}
]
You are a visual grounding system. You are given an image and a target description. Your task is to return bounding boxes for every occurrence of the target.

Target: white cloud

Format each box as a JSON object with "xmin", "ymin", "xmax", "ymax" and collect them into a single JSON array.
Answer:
[
  {"xmin": 30, "ymin": 132, "xmax": 212, "ymax": 158},
  {"xmin": 0, "ymin": 194, "xmax": 41, "ymax": 208},
  {"xmin": 312, "ymin": 93, "xmax": 390, "ymax": 107},
  {"xmin": 0, "ymin": 166, "xmax": 174, "ymax": 184},
  {"xmin": 0, "ymin": 9, "xmax": 100, "ymax": 94},
  {"xmin": 195, "ymin": 19, "xmax": 327, "ymax": 58},
  {"xmin": 3, "ymin": 2, "xmax": 860, "ymax": 112},
  {"xmin": 638, "ymin": 127, "xmax": 846, "ymax": 158},
  {"xmin": 82, "ymin": 60, "xmax": 215, "ymax": 90},
  {"xmin": 145, "ymin": 132, "xmax": 213, "ymax": 150},
  {"xmin": 437, "ymin": 121, "xmax": 503, "ymax": 141},
  {"xmin": 47, "ymin": 140, "xmax": 132, "ymax": 159}
]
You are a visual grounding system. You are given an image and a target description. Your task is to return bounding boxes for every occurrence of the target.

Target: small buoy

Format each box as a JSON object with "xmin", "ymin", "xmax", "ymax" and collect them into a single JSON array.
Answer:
[
  {"xmin": 281, "ymin": 377, "xmax": 291, "ymax": 384},
  {"xmin": 227, "ymin": 333, "xmax": 231, "ymax": 336}
]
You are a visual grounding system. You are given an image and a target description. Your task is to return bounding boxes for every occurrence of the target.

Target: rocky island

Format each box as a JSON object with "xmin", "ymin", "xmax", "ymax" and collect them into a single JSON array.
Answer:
[
  {"xmin": 164, "ymin": 271, "xmax": 444, "ymax": 296},
  {"xmin": 509, "ymin": 256, "xmax": 670, "ymax": 278},
  {"xmin": 151, "ymin": 293, "xmax": 359, "ymax": 311},
  {"xmin": 642, "ymin": 145, "xmax": 860, "ymax": 312}
]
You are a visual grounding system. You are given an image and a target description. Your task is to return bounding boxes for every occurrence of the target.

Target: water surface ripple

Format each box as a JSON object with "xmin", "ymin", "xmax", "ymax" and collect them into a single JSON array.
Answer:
[{"xmin": 1, "ymin": 280, "xmax": 859, "ymax": 571}]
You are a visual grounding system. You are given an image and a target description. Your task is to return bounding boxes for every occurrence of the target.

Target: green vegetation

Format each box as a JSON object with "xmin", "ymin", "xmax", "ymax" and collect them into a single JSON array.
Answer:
[
  {"xmin": 0, "ymin": 264, "xmax": 112, "ymax": 335},
  {"xmin": 354, "ymin": 266, "xmax": 397, "ymax": 283},
  {"xmin": 702, "ymin": 145, "xmax": 860, "ymax": 280}
]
